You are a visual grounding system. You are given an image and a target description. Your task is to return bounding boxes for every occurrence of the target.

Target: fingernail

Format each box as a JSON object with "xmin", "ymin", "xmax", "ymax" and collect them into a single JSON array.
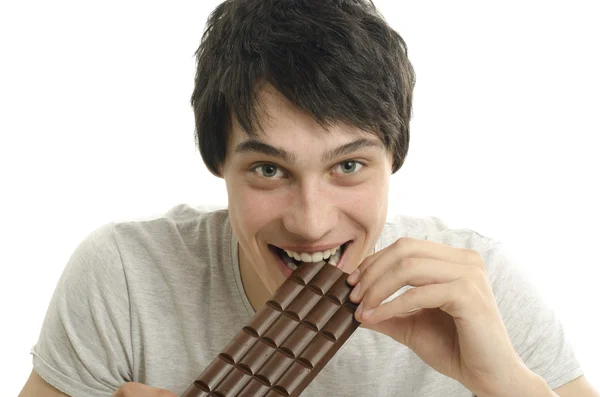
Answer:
[
  {"xmin": 356, "ymin": 302, "xmax": 363, "ymax": 318},
  {"xmin": 347, "ymin": 269, "xmax": 359, "ymax": 284},
  {"xmin": 349, "ymin": 283, "xmax": 360, "ymax": 301}
]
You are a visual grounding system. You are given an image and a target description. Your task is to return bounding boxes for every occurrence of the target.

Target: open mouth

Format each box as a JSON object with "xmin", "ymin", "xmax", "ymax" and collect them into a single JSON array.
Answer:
[{"xmin": 269, "ymin": 241, "xmax": 351, "ymax": 271}]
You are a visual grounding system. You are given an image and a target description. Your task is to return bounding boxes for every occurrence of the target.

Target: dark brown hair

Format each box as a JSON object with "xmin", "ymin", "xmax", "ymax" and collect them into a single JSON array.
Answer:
[{"xmin": 191, "ymin": 0, "xmax": 416, "ymax": 176}]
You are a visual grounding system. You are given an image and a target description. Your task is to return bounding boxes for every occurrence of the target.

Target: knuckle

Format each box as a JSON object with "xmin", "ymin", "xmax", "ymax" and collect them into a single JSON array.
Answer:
[
  {"xmin": 398, "ymin": 257, "xmax": 415, "ymax": 270},
  {"xmin": 393, "ymin": 263, "xmax": 405, "ymax": 280},
  {"xmin": 361, "ymin": 263, "xmax": 379, "ymax": 284},
  {"xmin": 393, "ymin": 258, "xmax": 412, "ymax": 279},
  {"xmin": 461, "ymin": 277, "xmax": 481, "ymax": 298},
  {"xmin": 360, "ymin": 264, "xmax": 372, "ymax": 282},
  {"xmin": 362, "ymin": 289, "xmax": 374, "ymax": 306},
  {"xmin": 393, "ymin": 237, "xmax": 412, "ymax": 249},
  {"xmin": 360, "ymin": 255, "xmax": 375, "ymax": 269},
  {"xmin": 464, "ymin": 248, "xmax": 485, "ymax": 267},
  {"xmin": 363, "ymin": 284, "xmax": 381, "ymax": 304},
  {"xmin": 402, "ymin": 285, "xmax": 419, "ymax": 301},
  {"xmin": 471, "ymin": 266, "xmax": 488, "ymax": 283}
]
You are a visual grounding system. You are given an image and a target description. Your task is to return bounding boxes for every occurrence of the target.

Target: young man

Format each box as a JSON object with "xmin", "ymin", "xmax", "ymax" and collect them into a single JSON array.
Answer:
[{"xmin": 18, "ymin": 1, "xmax": 598, "ymax": 396}]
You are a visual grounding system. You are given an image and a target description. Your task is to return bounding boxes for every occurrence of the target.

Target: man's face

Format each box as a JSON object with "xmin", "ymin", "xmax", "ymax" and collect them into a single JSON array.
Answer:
[{"xmin": 221, "ymin": 85, "xmax": 393, "ymax": 296}]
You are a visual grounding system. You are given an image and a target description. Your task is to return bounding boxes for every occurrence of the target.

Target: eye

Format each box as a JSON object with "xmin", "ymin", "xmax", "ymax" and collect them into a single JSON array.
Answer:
[
  {"xmin": 252, "ymin": 163, "xmax": 286, "ymax": 178},
  {"xmin": 334, "ymin": 160, "xmax": 363, "ymax": 174}
]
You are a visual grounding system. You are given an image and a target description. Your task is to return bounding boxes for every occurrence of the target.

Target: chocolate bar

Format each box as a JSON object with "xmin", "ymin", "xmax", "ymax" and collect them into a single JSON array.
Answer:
[{"xmin": 180, "ymin": 260, "xmax": 360, "ymax": 397}]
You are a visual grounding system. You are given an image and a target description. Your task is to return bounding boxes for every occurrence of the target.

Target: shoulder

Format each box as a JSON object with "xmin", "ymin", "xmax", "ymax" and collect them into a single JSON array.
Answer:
[
  {"xmin": 107, "ymin": 203, "xmax": 230, "ymax": 247},
  {"xmin": 67, "ymin": 204, "xmax": 231, "ymax": 278}
]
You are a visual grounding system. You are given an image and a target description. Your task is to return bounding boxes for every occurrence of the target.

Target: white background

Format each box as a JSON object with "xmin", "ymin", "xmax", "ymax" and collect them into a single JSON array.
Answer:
[{"xmin": 1, "ymin": 0, "xmax": 598, "ymax": 394}]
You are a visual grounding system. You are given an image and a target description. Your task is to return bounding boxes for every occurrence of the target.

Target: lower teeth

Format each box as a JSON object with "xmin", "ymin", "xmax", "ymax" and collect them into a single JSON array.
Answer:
[{"xmin": 285, "ymin": 261, "xmax": 298, "ymax": 271}]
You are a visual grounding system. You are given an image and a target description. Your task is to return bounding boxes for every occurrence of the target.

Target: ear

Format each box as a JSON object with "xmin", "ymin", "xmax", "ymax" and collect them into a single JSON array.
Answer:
[{"xmin": 215, "ymin": 163, "xmax": 224, "ymax": 179}]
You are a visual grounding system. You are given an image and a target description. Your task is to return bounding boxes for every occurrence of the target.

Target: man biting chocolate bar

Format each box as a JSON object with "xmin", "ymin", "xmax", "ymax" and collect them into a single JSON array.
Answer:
[{"xmin": 18, "ymin": 1, "xmax": 598, "ymax": 397}]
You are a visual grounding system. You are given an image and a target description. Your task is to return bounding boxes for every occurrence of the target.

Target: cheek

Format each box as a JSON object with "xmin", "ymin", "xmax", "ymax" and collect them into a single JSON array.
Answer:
[
  {"xmin": 338, "ymin": 175, "xmax": 389, "ymax": 220},
  {"xmin": 228, "ymin": 184, "xmax": 284, "ymax": 233},
  {"xmin": 338, "ymin": 189, "xmax": 387, "ymax": 225}
]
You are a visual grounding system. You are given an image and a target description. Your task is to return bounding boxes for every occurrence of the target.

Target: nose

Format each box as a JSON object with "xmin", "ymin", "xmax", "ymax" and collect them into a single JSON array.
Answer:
[{"xmin": 282, "ymin": 179, "xmax": 338, "ymax": 241}]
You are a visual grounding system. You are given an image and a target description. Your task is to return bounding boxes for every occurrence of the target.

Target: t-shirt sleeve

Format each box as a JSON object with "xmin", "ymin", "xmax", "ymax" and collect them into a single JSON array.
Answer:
[
  {"xmin": 485, "ymin": 241, "xmax": 584, "ymax": 390},
  {"xmin": 30, "ymin": 223, "xmax": 132, "ymax": 397}
]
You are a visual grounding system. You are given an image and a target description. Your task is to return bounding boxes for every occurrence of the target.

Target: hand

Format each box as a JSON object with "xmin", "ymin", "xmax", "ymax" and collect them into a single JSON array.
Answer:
[
  {"xmin": 111, "ymin": 382, "xmax": 177, "ymax": 397},
  {"xmin": 347, "ymin": 237, "xmax": 533, "ymax": 397}
]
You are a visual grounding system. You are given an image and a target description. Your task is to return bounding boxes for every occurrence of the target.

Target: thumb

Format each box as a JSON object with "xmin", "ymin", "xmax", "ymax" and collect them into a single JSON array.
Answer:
[
  {"xmin": 359, "ymin": 313, "xmax": 418, "ymax": 346},
  {"xmin": 111, "ymin": 382, "xmax": 178, "ymax": 397}
]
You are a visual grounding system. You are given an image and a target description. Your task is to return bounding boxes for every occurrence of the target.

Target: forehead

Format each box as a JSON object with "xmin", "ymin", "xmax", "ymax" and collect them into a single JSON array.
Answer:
[{"xmin": 229, "ymin": 84, "xmax": 380, "ymax": 146}]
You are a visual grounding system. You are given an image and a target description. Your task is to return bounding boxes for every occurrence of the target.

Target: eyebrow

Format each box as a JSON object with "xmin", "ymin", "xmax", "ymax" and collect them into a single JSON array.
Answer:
[{"xmin": 234, "ymin": 138, "xmax": 383, "ymax": 164}]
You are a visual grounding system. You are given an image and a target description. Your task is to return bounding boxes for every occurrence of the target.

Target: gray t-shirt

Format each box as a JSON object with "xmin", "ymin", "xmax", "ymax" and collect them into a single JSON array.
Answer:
[{"xmin": 30, "ymin": 204, "xmax": 583, "ymax": 396}]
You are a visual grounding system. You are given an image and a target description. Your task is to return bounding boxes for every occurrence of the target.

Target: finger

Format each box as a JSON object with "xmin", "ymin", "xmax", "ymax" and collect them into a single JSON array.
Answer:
[
  {"xmin": 348, "ymin": 249, "xmax": 400, "ymax": 291},
  {"xmin": 358, "ymin": 278, "xmax": 473, "ymax": 324},
  {"xmin": 346, "ymin": 245, "xmax": 387, "ymax": 285},
  {"xmin": 353, "ymin": 258, "xmax": 468, "ymax": 310},
  {"xmin": 393, "ymin": 237, "xmax": 484, "ymax": 268},
  {"xmin": 348, "ymin": 237, "xmax": 483, "ymax": 286},
  {"xmin": 349, "ymin": 246, "xmax": 473, "ymax": 304}
]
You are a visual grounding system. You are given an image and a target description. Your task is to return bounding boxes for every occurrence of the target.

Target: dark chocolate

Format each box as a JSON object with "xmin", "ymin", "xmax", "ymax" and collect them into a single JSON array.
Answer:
[{"xmin": 180, "ymin": 261, "xmax": 360, "ymax": 397}]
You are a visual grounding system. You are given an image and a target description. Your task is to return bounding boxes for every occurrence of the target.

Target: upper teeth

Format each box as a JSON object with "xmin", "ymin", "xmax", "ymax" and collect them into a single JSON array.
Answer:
[{"xmin": 284, "ymin": 246, "xmax": 341, "ymax": 263}]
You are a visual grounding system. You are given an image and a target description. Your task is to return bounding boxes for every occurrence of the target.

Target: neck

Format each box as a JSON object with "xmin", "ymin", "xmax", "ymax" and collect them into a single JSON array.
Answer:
[{"xmin": 238, "ymin": 245, "xmax": 270, "ymax": 312}]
